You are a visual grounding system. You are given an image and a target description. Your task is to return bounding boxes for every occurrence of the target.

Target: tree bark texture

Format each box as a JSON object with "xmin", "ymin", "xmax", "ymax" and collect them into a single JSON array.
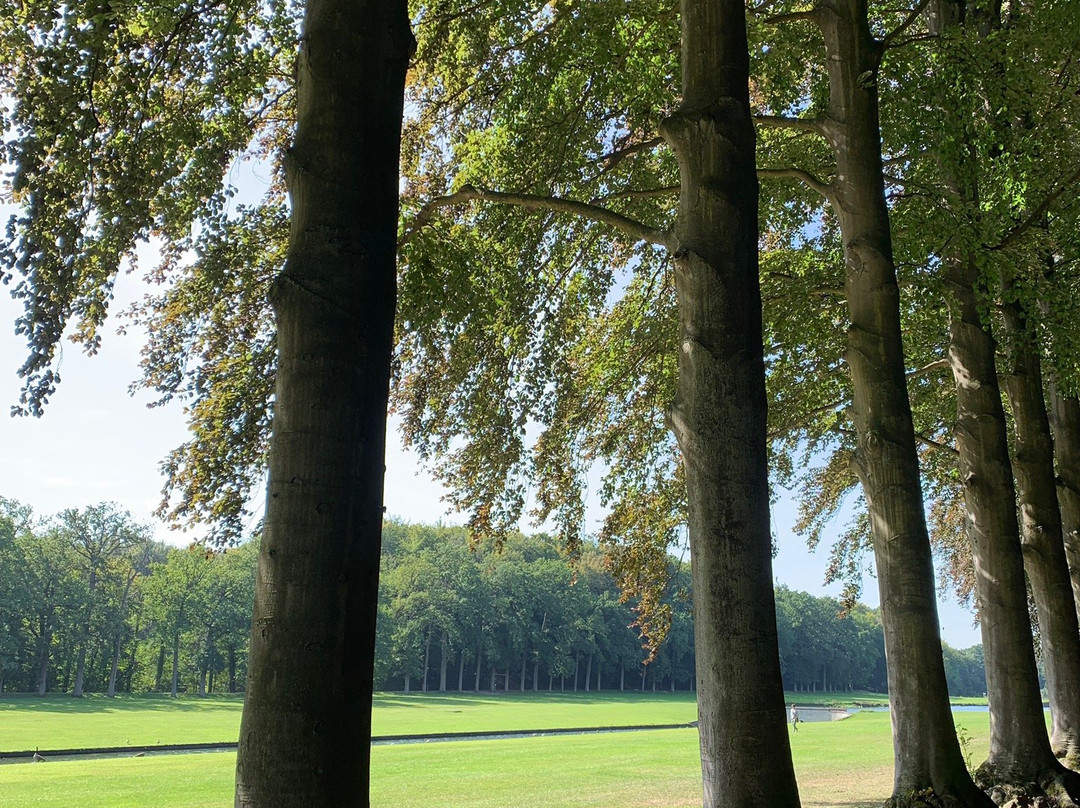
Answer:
[
  {"xmin": 815, "ymin": 0, "xmax": 990, "ymax": 802},
  {"xmin": 660, "ymin": 1, "xmax": 799, "ymax": 806},
  {"xmin": 233, "ymin": 1, "xmax": 412, "ymax": 806},
  {"xmin": 941, "ymin": 255, "xmax": 1069, "ymax": 788},
  {"xmin": 1000, "ymin": 296, "xmax": 1080, "ymax": 765},
  {"xmin": 1049, "ymin": 382, "xmax": 1080, "ymax": 628},
  {"xmin": 929, "ymin": 0, "xmax": 1075, "ymax": 794}
]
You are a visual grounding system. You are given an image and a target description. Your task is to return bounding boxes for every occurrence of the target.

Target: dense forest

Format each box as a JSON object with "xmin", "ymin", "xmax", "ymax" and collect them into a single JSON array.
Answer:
[{"xmin": 1, "ymin": 500, "xmax": 990, "ymax": 697}]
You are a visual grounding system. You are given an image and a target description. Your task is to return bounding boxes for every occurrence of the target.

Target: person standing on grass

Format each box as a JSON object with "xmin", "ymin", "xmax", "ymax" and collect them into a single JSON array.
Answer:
[{"xmin": 790, "ymin": 704, "xmax": 799, "ymax": 732}]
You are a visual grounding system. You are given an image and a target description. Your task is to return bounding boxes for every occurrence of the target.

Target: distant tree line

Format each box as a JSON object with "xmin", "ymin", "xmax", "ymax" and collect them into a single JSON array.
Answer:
[
  {"xmin": 0, "ymin": 499, "xmax": 256, "ymax": 696},
  {"xmin": 1, "ymin": 500, "xmax": 986, "ymax": 697}
]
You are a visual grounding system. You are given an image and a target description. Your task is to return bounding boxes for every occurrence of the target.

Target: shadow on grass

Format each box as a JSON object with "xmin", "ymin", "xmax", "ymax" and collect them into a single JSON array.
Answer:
[
  {"xmin": 373, "ymin": 691, "xmax": 698, "ymax": 709},
  {"xmin": 0, "ymin": 693, "xmax": 245, "ymax": 715}
]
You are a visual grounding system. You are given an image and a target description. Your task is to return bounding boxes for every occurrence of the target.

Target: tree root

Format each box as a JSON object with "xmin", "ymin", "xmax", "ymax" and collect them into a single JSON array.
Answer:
[{"xmin": 973, "ymin": 760, "xmax": 1080, "ymax": 808}]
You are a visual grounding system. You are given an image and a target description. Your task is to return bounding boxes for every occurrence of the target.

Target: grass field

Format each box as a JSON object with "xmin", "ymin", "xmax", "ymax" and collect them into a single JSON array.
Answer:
[
  {"xmin": 0, "ymin": 711, "xmax": 997, "ymax": 808},
  {"xmin": 0, "ymin": 689, "xmax": 985, "ymax": 752}
]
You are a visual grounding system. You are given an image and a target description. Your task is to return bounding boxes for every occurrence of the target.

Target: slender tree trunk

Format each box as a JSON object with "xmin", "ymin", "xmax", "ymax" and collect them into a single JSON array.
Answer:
[
  {"xmin": 36, "ymin": 622, "xmax": 52, "ymax": 696},
  {"xmin": 620, "ymin": 668, "xmax": 624, "ymax": 692},
  {"xmin": 403, "ymin": 674, "xmax": 410, "ymax": 694},
  {"xmin": 229, "ymin": 648, "xmax": 237, "ymax": 693},
  {"xmin": 154, "ymin": 644, "xmax": 165, "ymax": 692},
  {"xmin": 439, "ymin": 630, "xmax": 448, "ymax": 692},
  {"xmin": 532, "ymin": 658, "xmax": 539, "ymax": 692},
  {"xmin": 458, "ymin": 649, "xmax": 465, "ymax": 692},
  {"xmin": 422, "ymin": 630, "xmax": 431, "ymax": 693},
  {"xmin": 596, "ymin": 661, "xmax": 601, "ymax": 693},
  {"xmin": 584, "ymin": 653, "xmax": 592, "ymax": 693},
  {"xmin": 171, "ymin": 632, "xmax": 180, "ymax": 698},
  {"xmin": 474, "ymin": 644, "xmax": 482, "ymax": 692},
  {"xmin": 811, "ymin": 0, "xmax": 989, "ymax": 802},
  {"xmin": 107, "ymin": 633, "xmax": 124, "ymax": 698},
  {"xmin": 659, "ymin": 2, "xmax": 800, "ymax": 806},
  {"xmin": 573, "ymin": 655, "xmax": 579, "ymax": 692},
  {"xmin": 519, "ymin": 652, "xmax": 526, "ymax": 693},
  {"xmin": 1000, "ymin": 294, "xmax": 1080, "ymax": 765},
  {"xmin": 1048, "ymin": 382, "xmax": 1080, "ymax": 628}
]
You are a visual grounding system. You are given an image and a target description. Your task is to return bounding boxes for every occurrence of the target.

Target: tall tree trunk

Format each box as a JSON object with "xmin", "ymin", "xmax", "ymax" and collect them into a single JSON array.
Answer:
[
  {"xmin": 596, "ymin": 661, "xmax": 601, "ymax": 693},
  {"xmin": 659, "ymin": 1, "xmax": 800, "ymax": 806},
  {"xmin": 489, "ymin": 667, "xmax": 496, "ymax": 692},
  {"xmin": 584, "ymin": 653, "xmax": 592, "ymax": 693},
  {"xmin": 234, "ymin": 6, "xmax": 411, "ymax": 803},
  {"xmin": 620, "ymin": 668, "xmax": 624, "ymax": 692},
  {"xmin": 458, "ymin": 649, "xmax": 465, "ymax": 692},
  {"xmin": 519, "ymin": 652, "xmax": 526, "ymax": 693},
  {"xmin": 422, "ymin": 630, "xmax": 432, "ymax": 693},
  {"xmin": 532, "ymin": 658, "xmax": 539, "ymax": 692},
  {"xmin": 403, "ymin": 674, "xmax": 410, "ymax": 694},
  {"xmin": 1049, "ymin": 382, "xmax": 1080, "ymax": 628},
  {"xmin": 439, "ymin": 630, "xmax": 448, "ymax": 692},
  {"xmin": 36, "ymin": 622, "xmax": 52, "ymax": 696},
  {"xmin": 474, "ymin": 644, "xmax": 482, "ymax": 692},
  {"xmin": 229, "ymin": 648, "xmax": 237, "ymax": 694},
  {"xmin": 1000, "ymin": 294, "xmax": 1080, "ymax": 765},
  {"xmin": 930, "ymin": 0, "xmax": 1078, "ymax": 793},
  {"xmin": 155, "ymin": 644, "xmax": 165, "ymax": 692},
  {"xmin": 811, "ymin": 0, "xmax": 989, "ymax": 802},
  {"xmin": 573, "ymin": 654, "xmax": 579, "ymax": 692},
  {"xmin": 107, "ymin": 633, "xmax": 123, "ymax": 698},
  {"xmin": 171, "ymin": 632, "xmax": 180, "ymax": 698}
]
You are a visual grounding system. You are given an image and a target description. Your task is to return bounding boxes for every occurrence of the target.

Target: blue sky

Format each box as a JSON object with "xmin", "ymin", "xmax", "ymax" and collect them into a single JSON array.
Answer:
[{"xmin": 0, "ymin": 258, "xmax": 982, "ymax": 649}]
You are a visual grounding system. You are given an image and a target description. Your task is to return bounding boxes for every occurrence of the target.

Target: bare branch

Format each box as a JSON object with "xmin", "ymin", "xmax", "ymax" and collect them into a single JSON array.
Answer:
[
  {"xmin": 754, "ymin": 114, "xmax": 827, "ymax": 136},
  {"xmin": 758, "ymin": 167, "xmax": 834, "ymax": 199},
  {"xmin": 590, "ymin": 186, "xmax": 680, "ymax": 204},
  {"xmin": 881, "ymin": 0, "xmax": 931, "ymax": 47},
  {"xmin": 907, "ymin": 358, "xmax": 950, "ymax": 379},
  {"xmin": 916, "ymin": 433, "xmax": 959, "ymax": 456},
  {"xmin": 400, "ymin": 185, "xmax": 675, "ymax": 250},
  {"xmin": 598, "ymin": 136, "xmax": 665, "ymax": 174}
]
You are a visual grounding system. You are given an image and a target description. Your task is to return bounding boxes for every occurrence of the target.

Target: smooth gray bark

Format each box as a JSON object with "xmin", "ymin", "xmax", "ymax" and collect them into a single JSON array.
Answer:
[
  {"xmin": 1000, "ymin": 295, "xmax": 1080, "ymax": 766},
  {"xmin": 809, "ymin": 0, "xmax": 991, "ymax": 802},
  {"xmin": 660, "ymin": 2, "xmax": 800, "ymax": 806},
  {"xmin": 233, "ymin": 0, "xmax": 412, "ymax": 805},
  {"xmin": 1049, "ymin": 383, "xmax": 1080, "ymax": 628}
]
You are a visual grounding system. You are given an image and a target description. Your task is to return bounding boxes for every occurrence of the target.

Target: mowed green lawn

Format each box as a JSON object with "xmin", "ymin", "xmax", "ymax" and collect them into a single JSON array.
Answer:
[
  {"xmin": 0, "ymin": 711, "xmax": 996, "ymax": 808},
  {"xmin": 0, "ymin": 689, "xmax": 954, "ymax": 751}
]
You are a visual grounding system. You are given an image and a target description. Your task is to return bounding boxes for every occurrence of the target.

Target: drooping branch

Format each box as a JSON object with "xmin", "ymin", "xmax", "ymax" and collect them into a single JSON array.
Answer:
[
  {"xmin": 401, "ymin": 184, "xmax": 676, "ymax": 250},
  {"xmin": 758, "ymin": 166, "xmax": 834, "ymax": 199}
]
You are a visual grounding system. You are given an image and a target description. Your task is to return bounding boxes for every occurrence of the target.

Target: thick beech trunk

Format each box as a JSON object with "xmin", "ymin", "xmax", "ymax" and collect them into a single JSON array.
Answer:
[
  {"xmin": 1000, "ymin": 297, "xmax": 1080, "ymax": 765},
  {"xmin": 930, "ymin": 0, "xmax": 1077, "ymax": 795},
  {"xmin": 1049, "ymin": 383, "xmax": 1080, "ymax": 627},
  {"xmin": 941, "ymin": 254, "xmax": 1070, "ymax": 788},
  {"xmin": 233, "ymin": 2, "xmax": 412, "ymax": 806},
  {"xmin": 814, "ymin": 0, "xmax": 989, "ymax": 802},
  {"xmin": 658, "ymin": 3, "xmax": 799, "ymax": 806}
]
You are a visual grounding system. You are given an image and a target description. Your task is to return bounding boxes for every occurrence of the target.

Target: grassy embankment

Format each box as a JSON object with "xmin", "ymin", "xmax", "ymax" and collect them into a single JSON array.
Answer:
[{"xmin": 0, "ymin": 692, "xmax": 998, "ymax": 808}]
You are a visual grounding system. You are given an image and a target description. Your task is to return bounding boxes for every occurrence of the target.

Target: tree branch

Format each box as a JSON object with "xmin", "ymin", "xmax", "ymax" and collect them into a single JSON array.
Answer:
[
  {"xmin": 758, "ymin": 167, "xmax": 834, "ymax": 199},
  {"xmin": 907, "ymin": 358, "xmax": 950, "ymax": 379},
  {"xmin": 598, "ymin": 136, "xmax": 665, "ymax": 174},
  {"xmin": 590, "ymin": 186, "xmax": 680, "ymax": 204},
  {"xmin": 400, "ymin": 185, "xmax": 675, "ymax": 250},
  {"xmin": 916, "ymin": 432, "xmax": 959, "ymax": 456},
  {"xmin": 988, "ymin": 165, "xmax": 1080, "ymax": 252},
  {"xmin": 763, "ymin": 8, "xmax": 821, "ymax": 25},
  {"xmin": 881, "ymin": 0, "xmax": 931, "ymax": 48},
  {"xmin": 754, "ymin": 114, "xmax": 827, "ymax": 136}
]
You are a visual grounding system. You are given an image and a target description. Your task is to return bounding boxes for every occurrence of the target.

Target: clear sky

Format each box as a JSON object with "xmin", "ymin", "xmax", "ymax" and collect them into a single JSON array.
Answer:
[{"xmin": 0, "ymin": 248, "xmax": 982, "ymax": 649}]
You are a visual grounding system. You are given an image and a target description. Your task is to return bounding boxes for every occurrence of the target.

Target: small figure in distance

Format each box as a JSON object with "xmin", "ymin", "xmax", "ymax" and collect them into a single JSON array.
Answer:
[
  {"xmin": 32, "ymin": 752, "xmax": 46, "ymax": 762},
  {"xmin": 790, "ymin": 703, "xmax": 799, "ymax": 732}
]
